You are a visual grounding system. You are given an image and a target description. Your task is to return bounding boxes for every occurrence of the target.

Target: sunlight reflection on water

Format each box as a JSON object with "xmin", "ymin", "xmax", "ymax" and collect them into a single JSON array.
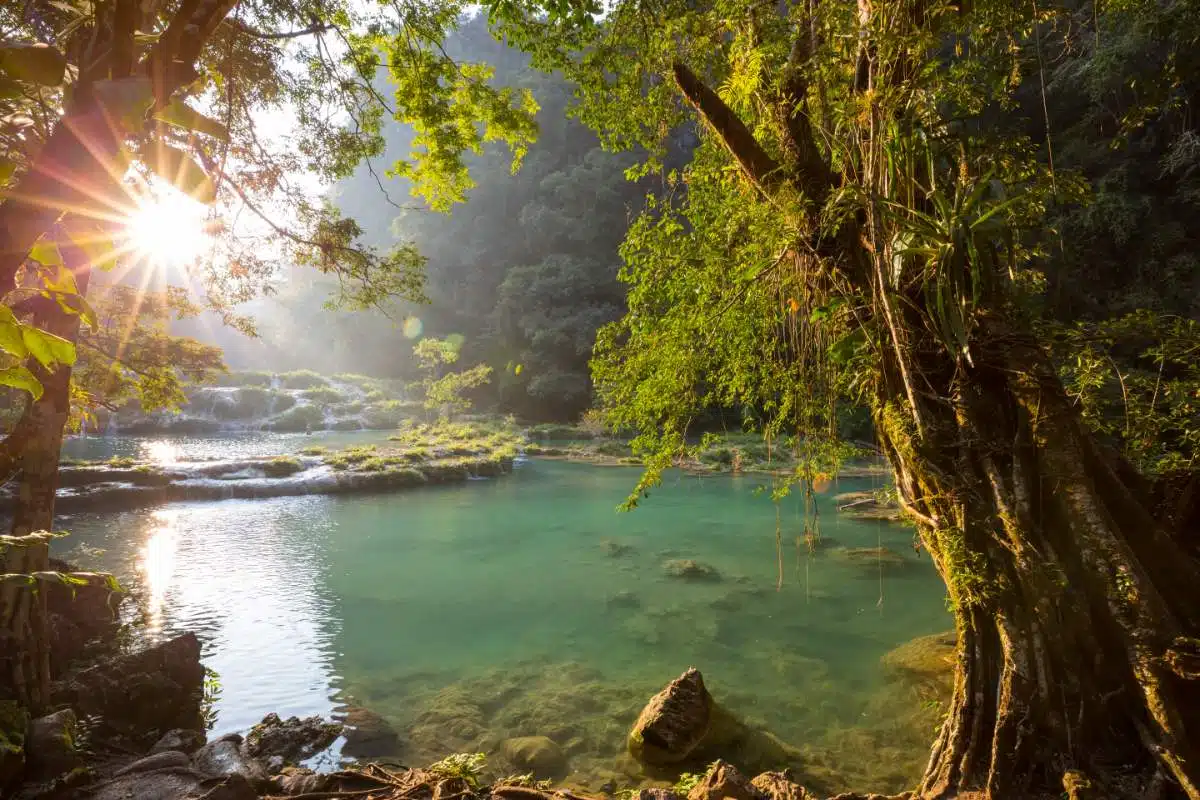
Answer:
[
  {"xmin": 140, "ymin": 509, "xmax": 179, "ymax": 630},
  {"xmin": 142, "ymin": 440, "xmax": 180, "ymax": 465}
]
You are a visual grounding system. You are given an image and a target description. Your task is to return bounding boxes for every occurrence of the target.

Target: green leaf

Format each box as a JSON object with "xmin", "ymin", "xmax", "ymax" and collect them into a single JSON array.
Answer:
[
  {"xmin": 0, "ymin": 365, "xmax": 43, "ymax": 400},
  {"xmin": 153, "ymin": 100, "xmax": 230, "ymax": 141},
  {"xmin": 21, "ymin": 326, "xmax": 76, "ymax": 368},
  {"xmin": 52, "ymin": 291, "xmax": 98, "ymax": 329},
  {"xmin": 141, "ymin": 143, "xmax": 217, "ymax": 204},
  {"xmin": 0, "ymin": 304, "xmax": 28, "ymax": 358},
  {"xmin": 0, "ymin": 160, "xmax": 15, "ymax": 186},
  {"xmin": 0, "ymin": 43, "xmax": 67, "ymax": 86},
  {"xmin": 29, "ymin": 239, "xmax": 63, "ymax": 267},
  {"xmin": 93, "ymin": 77, "xmax": 154, "ymax": 129}
]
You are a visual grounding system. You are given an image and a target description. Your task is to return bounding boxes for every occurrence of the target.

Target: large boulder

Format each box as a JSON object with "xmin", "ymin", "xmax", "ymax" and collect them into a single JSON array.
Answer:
[
  {"xmin": 25, "ymin": 708, "xmax": 81, "ymax": 781},
  {"xmin": 46, "ymin": 557, "xmax": 123, "ymax": 678},
  {"xmin": 502, "ymin": 736, "xmax": 567, "ymax": 777},
  {"xmin": 628, "ymin": 668, "xmax": 712, "ymax": 765},
  {"xmin": 339, "ymin": 706, "xmax": 400, "ymax": 759},
  {"xmin": 60, "ymin": 632, "xmax": 205, "ymax": 743},
  {"xmin": 245, "ymin": 713, "xmax": 340, "ymax": 765},
  {"xmin": 880, "ymin": 630, "xmax": 956, "ymax": 697},
  {"xmin": 686, "ymin": 761, "xmax": 764, "ymax": 800}
]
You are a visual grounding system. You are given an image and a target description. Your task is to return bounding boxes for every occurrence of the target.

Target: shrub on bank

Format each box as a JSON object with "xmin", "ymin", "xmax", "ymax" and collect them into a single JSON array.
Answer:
[
  {"xmin": 214, "ymin": 371, "xmax": 273, "ymax": 387},
  {"xmin": 280, "ymin": 370, "xmax": 328, "ymax": 390},
  {"xmin": 270, "ymin": 404, "xmax": 325, "ymax": 432}
]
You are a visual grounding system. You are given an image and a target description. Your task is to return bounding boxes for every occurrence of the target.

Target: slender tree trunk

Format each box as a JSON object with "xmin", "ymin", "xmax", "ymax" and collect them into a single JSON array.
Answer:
[{"xmin": 0, "ymin": 240, "xmax": 92, "ymax": 711}]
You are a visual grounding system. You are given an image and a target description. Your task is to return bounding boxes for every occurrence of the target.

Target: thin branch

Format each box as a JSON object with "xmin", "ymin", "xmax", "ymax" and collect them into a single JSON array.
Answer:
[{"xmin": 224, "ymin": 19, "xmax": 333, "ymax": 40}]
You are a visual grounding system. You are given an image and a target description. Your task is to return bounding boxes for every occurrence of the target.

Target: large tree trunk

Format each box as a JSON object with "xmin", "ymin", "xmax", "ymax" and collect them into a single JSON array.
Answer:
[
  {"xmin": 0, "ymin": 241, "xmax": 91, "ymax": 711},
  {"xmin": 873, "ymin": 320, "xmax": 1200, "ymax": 799}
]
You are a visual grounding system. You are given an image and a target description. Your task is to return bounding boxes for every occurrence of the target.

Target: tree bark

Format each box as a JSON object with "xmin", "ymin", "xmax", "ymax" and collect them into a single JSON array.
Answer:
[
  {"xmin": 668, "ymin": 46, "xmax": 1200, "ymax": 799},
  {"xmin": 0, "ymin": 238, "xmax": 92, "ymax": 711}
]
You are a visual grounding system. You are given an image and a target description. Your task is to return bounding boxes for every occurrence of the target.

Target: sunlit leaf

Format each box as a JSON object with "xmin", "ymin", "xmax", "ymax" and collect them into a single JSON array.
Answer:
[
  {"xmin": 0, "ymin": 365, "xmax": 43, "ymax": 400},
  {"xmin": 29, "ymin": 239, "xmax": 64, "ymax": 267},
  {"xmin": 52, "ymin": 291, "xmax": 98, "ymax": 329},
  {"xmin": 141, "ymin": 143, "xmax": 217, "ymax": 204},
  {"xmin": 153, "ymin": 100, "xmax": 230, "ymax": 141},
  {"xmin": 0, "ymin": 43, "xmax": 67, "ymax": 86},
  {"xmin": 21, "ymin": 326, "xmax": 76, "ymax": 368},
  {"xmin": 0, "ymin": 305, "xmax": 28, "ymax": 358}
]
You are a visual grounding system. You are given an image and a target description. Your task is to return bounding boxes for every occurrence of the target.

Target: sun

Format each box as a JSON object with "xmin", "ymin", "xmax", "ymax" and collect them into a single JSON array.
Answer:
[{"xmin": 124, "ymin": 190, "xmax": 212, "ymax": 270}]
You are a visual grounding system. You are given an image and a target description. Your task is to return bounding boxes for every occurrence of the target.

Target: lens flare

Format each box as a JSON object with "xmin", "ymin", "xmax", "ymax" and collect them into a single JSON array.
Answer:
[
  {"xmin": 125, "ymin": 191, "xmax": 211, "ymax": 270},
  {"xmin": 403, "ymin": 317, "xmax": 423, "ymax": 338}
]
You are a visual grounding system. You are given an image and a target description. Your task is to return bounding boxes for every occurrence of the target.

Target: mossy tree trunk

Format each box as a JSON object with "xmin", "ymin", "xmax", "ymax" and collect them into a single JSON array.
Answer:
[
  {"xmin": 0, "ymin": 238, "xmax": 91, "ymax": 712},
  {"xmin": 668, "ymin": 15, "xmax": 1200, "ymax": 796},
  {"xmin": 873, "ymin": 316, "xmax": 1200, "ymax": 798}
]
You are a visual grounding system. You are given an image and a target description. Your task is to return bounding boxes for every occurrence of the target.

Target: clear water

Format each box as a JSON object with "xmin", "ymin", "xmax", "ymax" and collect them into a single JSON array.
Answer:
[{"xmin": 54, "ymin": 456, "xmax": 951, "ymax": 793}]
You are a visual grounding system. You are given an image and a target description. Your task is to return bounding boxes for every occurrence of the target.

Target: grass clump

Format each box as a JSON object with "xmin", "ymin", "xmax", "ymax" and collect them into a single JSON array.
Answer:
[
  {"xmin": 324, "ymin": 445, "xmax": 378, "ymax": 471},
  {"xmin": 428, "ymin": 753, "xmax": 487, "ymax": 787},
  {"xmin": 297, "ymin": 445, "xmax": 327, "ymax": 456},
  {"xmin": 280, "ymin": 370, "xmax": 328, "ymax": 390},
  {"xmin": 107, "ymin": 456, "xmax": 136, "ymax": 468},
  {"xmin": 261, "ymin": 456, "xmax": 304, "ymax": 478}
]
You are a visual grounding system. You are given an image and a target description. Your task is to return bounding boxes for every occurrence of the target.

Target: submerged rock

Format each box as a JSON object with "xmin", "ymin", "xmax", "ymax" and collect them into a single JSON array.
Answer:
[
  {"xmin": 245, "ymin": 712, "xmax": 340, "ymax": 764},
  {"xmin": 502, "ymin": 735, "xmax": 567, "ymax": 777},
  {"xmin": 637, "ymin": 790, "xmax": 684, "ymax": 800},
  {"xmin": 606, "ymin": 590, "xmax": 641, "ymax": 610},
  {"xmin": 830, "ymin": 546, "xmax": 908, "ymax": 574},
  {"xmin": 662, "ymin": 560, "xmax": 721, "ymax": 582},
  {"xmin": 339, "ymin": 706, "xmax": 401, "ymax": 760},
  {"xmin": 628, "ymin": 668, "xmax": 712, "ymax": 765},
  {"xmin": 25, "ymin": 708, "xmax": 80, "ymax": 781},
  {"xmin": 601, "ymin": 539, "xmax": 635, "ymax": 558},
  {"xmin": 880, "ymin": 630, "xmax": 956, "ymax": 691}
]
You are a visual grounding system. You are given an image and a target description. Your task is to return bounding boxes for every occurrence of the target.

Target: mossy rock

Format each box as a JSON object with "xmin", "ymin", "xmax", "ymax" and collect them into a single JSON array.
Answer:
[
  {"xmin": 830, "ymin": 546, "xmax": 908, "ymax": 574},
  {"xmin": 0, "ymin": 700, "xmax": 27, "ymax": 790},
  {"xmin": 270, "ymin": 404, "xmax": 325, "ymax": 432},
  {"xmin": 261, "ymin": 456, "xmax": 304, "ymax": 478},
  {"xmin": 280, "ymin": 370, "xmax": 329, "ymax": 389},
  {"xmin": 880, "ymin": 630, "xmax": 956, "ymax": 690},
  {"xmin": 502, "ymin": 735, "xmax": 567, "ymax": 778},
  {"xmin": 662, "ymin": 559, "xmax": 721, "ymax": 582}
]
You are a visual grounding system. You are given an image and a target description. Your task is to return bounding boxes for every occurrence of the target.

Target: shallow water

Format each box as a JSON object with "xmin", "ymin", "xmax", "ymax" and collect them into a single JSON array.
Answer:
[{"xmin": 55, "ymin": 456, "xmax": 951, "ymax": 793}]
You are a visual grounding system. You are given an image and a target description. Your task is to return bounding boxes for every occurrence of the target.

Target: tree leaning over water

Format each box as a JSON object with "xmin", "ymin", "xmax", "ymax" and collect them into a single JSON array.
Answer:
[
  {"xmin": 1, "ymin": 0, "xmax": 538, "ymax": 713},
  {"xmin": 488, "ymin": 0, "xmax": 1200, "ymax": 797}
]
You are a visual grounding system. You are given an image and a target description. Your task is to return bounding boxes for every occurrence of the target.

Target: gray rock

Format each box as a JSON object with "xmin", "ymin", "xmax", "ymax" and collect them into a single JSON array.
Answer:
[
  {"xmin": 628, "ymin": 668, "xmax": 712, "ymax": 765},
  {"xmin": 151, "ymin": 728, "xmax": 206, "ymax": 755},
  {"xmin": 192, "ymin": 733, "xmax": 269, "ymax": 787},
  {"xmin": 115, "ymin": 750, "xmax": 192, "ymax": 775},
  {"xmin": 244, "ymin": 712, "xmax": 340, "ymax": 765},
  {"xmin": 273, "ymin": 768, "xmax": 335, "ymax": 795},
  {"xmin": 196, "ymin": 774, "xmax": 257, "ymax": 800},
  {"xmin": 84, "ymin": 770, "xmax": 206, "ymax": 800},
  {"xmin": 606, "ymin": 590, "xmax": 641, "ymax": 609},
  {"xmin": 26, "ymin": 708, "xmax": 80, "ymax": 780}
]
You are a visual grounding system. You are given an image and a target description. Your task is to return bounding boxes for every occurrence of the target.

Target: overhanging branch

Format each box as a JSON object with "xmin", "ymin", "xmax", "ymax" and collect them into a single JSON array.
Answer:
[{"xmin": 672, "ymin": 61, "xmax": 784, "ymax": 198}]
